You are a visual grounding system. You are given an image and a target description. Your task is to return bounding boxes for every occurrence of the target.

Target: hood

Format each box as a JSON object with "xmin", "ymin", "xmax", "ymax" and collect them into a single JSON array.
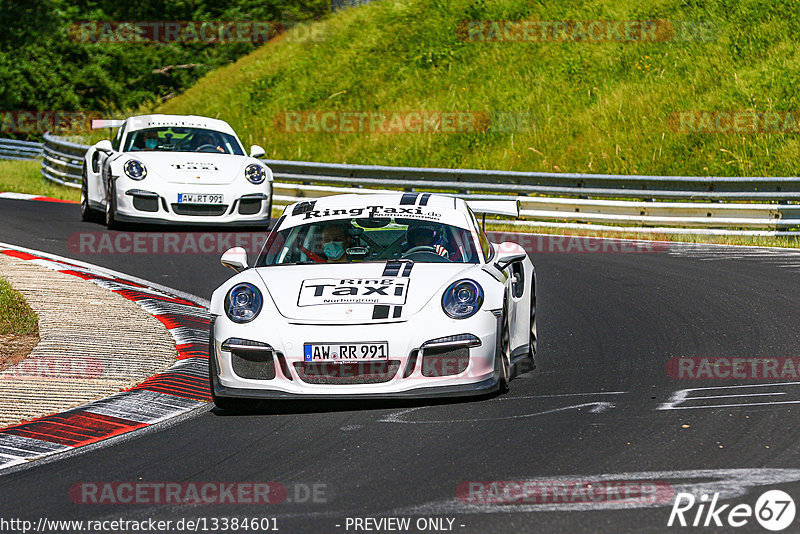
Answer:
[
  {"xmin": 119, "ymin": 152, "xmax": 251, "ymax": 185},
  {"xmin": 255, "ymin": 262, "xmax": 477, "ymax": 323}
]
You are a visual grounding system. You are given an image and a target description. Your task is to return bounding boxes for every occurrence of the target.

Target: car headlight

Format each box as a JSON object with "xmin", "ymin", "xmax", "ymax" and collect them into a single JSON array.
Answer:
[
  {"xmin": 123, "ymin": 159, "xmax": 147, "ymax": 180},
  {"xmin": 225, "ymin": 283, "xmax": 263, "ymax": 323},
  {"xmin": 244, "ymin": 163, "xmax": 266, "ymax": 184},
  {"xmin": 442, "ymin": 280, "xmax": 484, "ymax": 319}
]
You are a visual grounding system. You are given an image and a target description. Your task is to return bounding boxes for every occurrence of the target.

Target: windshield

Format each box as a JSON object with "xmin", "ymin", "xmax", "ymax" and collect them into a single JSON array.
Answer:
[
  {"xmin": 123, "ymin": 127, "xmax": 244, "ymax": 155},
  {"xmin": 258, "ymin": 216, "xmax": 480, "ymax": 266}
]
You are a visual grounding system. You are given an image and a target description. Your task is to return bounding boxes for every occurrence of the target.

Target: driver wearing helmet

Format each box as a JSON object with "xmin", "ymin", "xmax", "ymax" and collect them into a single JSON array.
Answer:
[
  {"xmin": 193, "ymin": 132, "xmax": 225, "ymax": 153},
  {"xmin": 406, "ymin": 222, "xmax": 449, "ymax": 258}
]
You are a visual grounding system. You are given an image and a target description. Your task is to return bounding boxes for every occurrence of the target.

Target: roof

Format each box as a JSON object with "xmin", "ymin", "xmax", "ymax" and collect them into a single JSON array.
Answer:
[
  {"xmin": 280, "ymin": 193, "xmax": 472, "ymax": 229},
  {"xmin": 124, "ymin": 114, "xmax": 237, "ymax": 136}
]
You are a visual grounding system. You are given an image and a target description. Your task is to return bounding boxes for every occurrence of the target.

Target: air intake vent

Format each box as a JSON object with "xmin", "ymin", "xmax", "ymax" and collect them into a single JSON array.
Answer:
[
  {"xmin": 238, "ymin": 198, "xmax": 262, "ymax": 215},
  {"xmin": 171, "ymin": 204, "xmax": 228, "ymax": 216},
  {"xmin": 293, "ymin": 361, "xmax": 400, "ymax": 384},
  {"xmin": 421, "ymin": 347, "xmax": 469, "ymax": 377},
  {"xmin": 231, "ymin": 349, "xmax": 276, "ymax": 380},
  {"xmin": 133, "ymin": 196, "xmax": 159, "ymax": 212}
]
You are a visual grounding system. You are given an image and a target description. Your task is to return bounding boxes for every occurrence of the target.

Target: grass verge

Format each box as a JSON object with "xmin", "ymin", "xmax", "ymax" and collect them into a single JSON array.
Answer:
[
  {"xmin": 0, "ymin": 160, "xmax": 80, "ymax": 202},
  {"xmin": 0, "ymin": 276, "xmax": 39, "ymax": 372},
  {"xmin": 0, "ymin": 277, "xmax": 38, "ymax": 336}
]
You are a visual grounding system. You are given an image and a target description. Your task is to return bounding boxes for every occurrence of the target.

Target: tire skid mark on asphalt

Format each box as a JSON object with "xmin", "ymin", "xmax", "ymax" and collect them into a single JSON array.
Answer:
[
  {"xmin": 379, "ymin": 392, "xmax": 625, "ymax": 424},
  {"xmin": 0, "ymin": 245, "xmax": 212, "ymax": 472},
  {"xmin": 667, "ymin": 242, "xmax": 800, "ymax": 269}
]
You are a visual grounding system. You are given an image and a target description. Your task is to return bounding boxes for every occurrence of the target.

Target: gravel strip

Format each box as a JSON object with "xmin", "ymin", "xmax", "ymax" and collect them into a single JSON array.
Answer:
[{"xmin": 0, "ymin": 254, "xmax": 177, "ymax": 427}]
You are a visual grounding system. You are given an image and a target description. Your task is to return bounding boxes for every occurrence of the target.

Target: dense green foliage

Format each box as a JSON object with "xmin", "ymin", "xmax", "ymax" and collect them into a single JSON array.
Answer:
[{"xmin": 0, "ymin": 0, "xmax": 328, "ymax": 134}]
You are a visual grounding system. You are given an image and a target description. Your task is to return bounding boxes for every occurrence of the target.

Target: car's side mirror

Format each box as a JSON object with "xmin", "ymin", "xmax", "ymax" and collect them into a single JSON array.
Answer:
[
  {"xmin": 494, "ymin": 249, "xmax": 526, "ymax": 271},
  {"xmin": 95, "ymin": 139, "xmax": 113, "ymax": 153},
  {"xmin": 249, "ymin": 145, "xmax": 266, "ymax": 158},
  {"xmin": 221, "ymin": 247, "xmax": 249, "ymax": 272}
]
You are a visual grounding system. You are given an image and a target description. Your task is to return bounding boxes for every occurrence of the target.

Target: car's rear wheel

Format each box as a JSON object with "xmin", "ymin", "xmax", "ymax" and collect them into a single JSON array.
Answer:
[{"xmin": 495, "ymin": 303, "xmax": 511, "ymax": 393}]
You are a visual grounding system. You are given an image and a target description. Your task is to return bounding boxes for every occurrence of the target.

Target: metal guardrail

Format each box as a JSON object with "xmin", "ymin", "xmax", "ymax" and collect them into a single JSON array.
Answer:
[
  {"xmin": 264, "ymin": 160, "xmax": 800, "ymax": 233},
  {"xmin": 31, "ymin": 133, "xmax": 800, "ymax": 235},
  {"xmin": 0, "ymin": 138, "xmax": 43, "ymax": 161},
  {"xmin": 40, "ymin": 133, "xmax": 85, "ymax": 188}
]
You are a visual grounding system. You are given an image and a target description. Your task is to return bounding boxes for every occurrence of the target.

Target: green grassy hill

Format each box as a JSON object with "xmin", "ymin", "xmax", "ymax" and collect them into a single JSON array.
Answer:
[{"xmin": 157, "ymin": 0, "xmax": 798, "ymax": 176}]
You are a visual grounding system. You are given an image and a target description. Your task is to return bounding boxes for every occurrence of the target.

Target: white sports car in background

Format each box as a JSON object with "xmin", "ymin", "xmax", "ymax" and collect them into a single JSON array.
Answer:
[
  {"xmin": 208, "ymin": 193, "xmax": 536, "ymax": 409},
  {"xmin": 81, "ymin": 114, "xmax": 273, "ymax": 227}
]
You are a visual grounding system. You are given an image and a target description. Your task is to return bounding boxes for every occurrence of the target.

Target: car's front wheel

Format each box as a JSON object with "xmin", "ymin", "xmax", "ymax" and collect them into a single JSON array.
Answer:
[
  {"xmin": 495, "ymin": 303, "xmax": 511, "ymax": 393},
  {"xmin": 105, "ymin": 179, "xmax": 118, "ymax": 229},
  {"xmin": 527, "ymin": 291, "xmax": 537, "ymax": 370}
]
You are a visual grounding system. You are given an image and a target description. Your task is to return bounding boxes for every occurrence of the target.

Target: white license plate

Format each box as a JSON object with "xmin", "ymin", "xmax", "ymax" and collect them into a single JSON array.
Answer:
[
  {"xmin": 303, "ymin": 342, "xmax": 388, "ymax": 363},
  {"xmin": 178, "ymin": 193, "xmax": 223, "ymax": 204}
]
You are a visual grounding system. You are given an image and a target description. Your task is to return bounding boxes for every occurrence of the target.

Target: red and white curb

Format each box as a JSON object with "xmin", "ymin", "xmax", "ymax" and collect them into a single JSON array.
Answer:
[
  {"xmin": 0, "ymin": 244, "xmax": 211, "ymax": 471},
  {"xmin": 0, "ymin": 192, "xmax": 77, "ymax": 204}
]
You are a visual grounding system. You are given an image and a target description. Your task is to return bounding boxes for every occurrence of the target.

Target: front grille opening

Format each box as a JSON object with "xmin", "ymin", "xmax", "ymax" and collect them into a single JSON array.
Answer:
[
  {"xmin": 421, "ymin": 347, "xmax": 470, "ymax": 377},
  {"xmin": 171, "ymin": 204, "xmax": 228, "ymax": 216},
  {"xmin": 231, "ymin": 349, "xmax": 276, "ymax": 380},
  {"xmin": 239, "ymin": 198, "xmax": 262, "ymax": 215},
  {"xmin": 133, "ymin": 196, "xmax": 159, "ymax": 212},
  {"xmin": 293, "ymin": 361, "xmax": 400, "ymax": 385}
]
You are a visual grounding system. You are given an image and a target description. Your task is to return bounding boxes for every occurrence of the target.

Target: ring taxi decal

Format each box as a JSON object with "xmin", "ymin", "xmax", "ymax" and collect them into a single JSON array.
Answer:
[{"xmin": 297, "ymin": 278, "xmax": 410, "ymax": 306}]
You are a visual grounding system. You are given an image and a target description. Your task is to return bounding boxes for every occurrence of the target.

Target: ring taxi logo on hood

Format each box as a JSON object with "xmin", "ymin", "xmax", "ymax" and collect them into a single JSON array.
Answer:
[
  {"xmin": 298, "ymin": 278, "xmax": 410, "ymax": 306},
  {"xmin": 171, "ymin": 162, "xmax": 219, "ymax": 171},
  {"xmin": 299, "ymin": 205, "xmax": 442, "ymax": 221}
]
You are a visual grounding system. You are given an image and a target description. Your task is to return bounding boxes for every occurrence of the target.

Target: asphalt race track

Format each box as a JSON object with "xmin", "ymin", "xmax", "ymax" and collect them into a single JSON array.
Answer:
[{"xmin": 3, "ymin": 197, "xmax": 800, "ymax": 533}]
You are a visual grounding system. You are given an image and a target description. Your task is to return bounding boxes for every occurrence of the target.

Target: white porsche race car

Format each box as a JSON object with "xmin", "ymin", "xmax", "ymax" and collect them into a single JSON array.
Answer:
[
  {"xmin": 81, "ymin": 114, "xmax": 273, "ymax": 227},
  {"xmin": 209, "ymin": 192, "xmax": 536, "ymax": 408}
]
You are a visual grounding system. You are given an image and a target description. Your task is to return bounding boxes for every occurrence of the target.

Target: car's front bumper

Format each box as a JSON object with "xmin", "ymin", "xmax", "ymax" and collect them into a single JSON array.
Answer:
[
  {"xmin": 210, "ymin": 355, "xmax": 499, "ymax": 400},
  {"xmin": 114, "ymin": 177, "xmax": 273, "ymax": 226},
  {"xmin": 210, "ymin": 311, "xmax": 501, "ymax": 399}
]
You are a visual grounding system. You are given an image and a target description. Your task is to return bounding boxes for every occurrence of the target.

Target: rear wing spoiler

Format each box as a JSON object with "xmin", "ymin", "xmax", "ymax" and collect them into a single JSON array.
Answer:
[
  {"xmin": 91, "ymin": 119, "xmax": 126, "ymax": 129},
  {"xmin": 466, "ymin": 200, "xmax": 520, "ymax": 218},
  {"xmin": 465, "ymin": 200, "xmax": 520, "ymax": 231}
]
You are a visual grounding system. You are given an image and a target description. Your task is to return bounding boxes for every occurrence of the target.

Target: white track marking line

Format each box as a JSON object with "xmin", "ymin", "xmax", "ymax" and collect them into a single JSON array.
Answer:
[{"xmin": 688, "ymin": 392, "xmax": 787, "ymax": 400}]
